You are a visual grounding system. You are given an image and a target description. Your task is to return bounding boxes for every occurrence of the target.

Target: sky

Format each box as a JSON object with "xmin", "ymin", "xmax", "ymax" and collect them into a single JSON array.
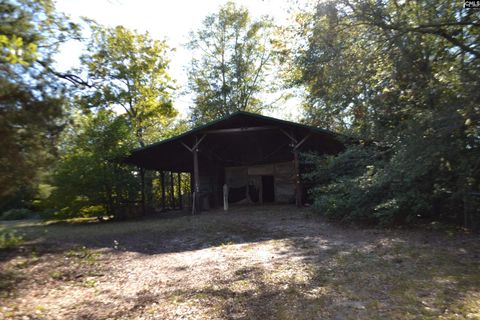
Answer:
[{"xmin": 54, "ymin": 0, "xmax": 304, "ymax": 120}]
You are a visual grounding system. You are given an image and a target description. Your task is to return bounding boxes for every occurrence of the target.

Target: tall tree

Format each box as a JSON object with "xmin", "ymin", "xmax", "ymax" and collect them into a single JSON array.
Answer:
[
  {"xmin": 78, "ymin": 25, "xmax": 176, "ymax": 147},
  {"xmin": 77, "ymin": 25, "xmax": 177, "ymax": 212},
  {"xmin": 0, "ymin": 0, "xmax": 79, "ymax": 208},
  {"xmin": 186, "ymin": 1, "xmax": 275, "ymax": 124},
  {"xmin": 289, "ymin": 0, "xmax": 480, "ymax": 224}
]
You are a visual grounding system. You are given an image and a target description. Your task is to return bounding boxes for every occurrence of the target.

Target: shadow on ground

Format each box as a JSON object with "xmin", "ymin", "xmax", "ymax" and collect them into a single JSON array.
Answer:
[
  {"xmin": 2, "ymin": 205, "xmax": 322, "ymax": 258},
  {"xmin": 1, "ymin": 205, "xmax": 480, "ymax": 319}
]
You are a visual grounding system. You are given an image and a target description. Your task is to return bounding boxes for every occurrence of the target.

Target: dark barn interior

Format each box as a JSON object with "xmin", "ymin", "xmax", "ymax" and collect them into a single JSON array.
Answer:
[{"xmin": 124, "ymin": 111, "xmax": 344, "ymax": 212}]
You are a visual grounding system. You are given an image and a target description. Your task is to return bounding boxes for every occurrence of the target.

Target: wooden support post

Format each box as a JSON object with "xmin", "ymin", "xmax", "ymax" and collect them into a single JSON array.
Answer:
[
  {"xmin": 281, "ymin": 130, "xmax": 310, "ymax": 208},
  {"xmin": 170, "ymin": 171, "xmax": 175, "ymax": 209},
  {"xmin": 140, "ymin": 167, "xmax": 146, "ymax": 215},
  {"xmin": 223, "ymin": 184, "xmax": 229, "ymax": 211},
  {"xmin": 259, "ymin": 178, "xmax": 263, "ymax": 205},
  {"xmin": 177, "ymin": 172, "xmax": 182, "ymax": 210},
  {"xmin": 190, "ymin": 171, "xmax": 194, "ymax": 194},
  {"xmin": 191, "ymin": 191, "xmax": 196, "ymax": 215},
  {"xmin": 160, "ymin": 171, "xmax": 166, "ymax": 211},
  {"xmin": 294, "ymin": 150, "xmax": 302, "ymax": 207},
  {"xmin": 180, "ymin": 134, "xmax": 206, "ymax": 215},
  {"xmin": 189, "ymin": 171, "xmax": 194, "ymax": 214},
  {"xmin": 193, "ymin": 147, "xmax": 200, "ymax": 214},
  {"xmin": 245, "ymin": 183, "xmax": 251, "ymax": 203}
]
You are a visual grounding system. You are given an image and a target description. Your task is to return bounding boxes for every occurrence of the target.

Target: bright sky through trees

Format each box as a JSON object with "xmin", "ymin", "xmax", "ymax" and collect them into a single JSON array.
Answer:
[{"xmin": 54, "ymin": 0, "xmax": 299, "ymax": 119}]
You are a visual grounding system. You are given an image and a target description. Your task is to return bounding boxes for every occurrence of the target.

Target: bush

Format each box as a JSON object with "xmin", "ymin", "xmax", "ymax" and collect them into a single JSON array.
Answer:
[
  {"xmin": 304, "ymin": 129, "xmax": 477, "ymax": 227},
  {"xmin": 0, "ymin": 230, "xmax": 24, "ymax": 249},
  {"xmin": 0, "ymin": 208, "xmax": 34, "ymax": 221},
  {"xmin": 305, "ymin": 145, "xmax": 398, "ymax": 225}
]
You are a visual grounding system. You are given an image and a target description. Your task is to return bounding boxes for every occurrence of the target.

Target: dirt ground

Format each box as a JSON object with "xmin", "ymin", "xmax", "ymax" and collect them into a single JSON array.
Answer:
[{"xmin": 1, "ymin": 205, "xmax": 480, "ymax": 320}]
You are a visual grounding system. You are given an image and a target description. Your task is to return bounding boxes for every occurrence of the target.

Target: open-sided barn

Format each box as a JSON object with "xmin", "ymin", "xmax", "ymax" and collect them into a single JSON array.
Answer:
[{"xmin": 124, "ymin": 111, "xmax": 344, "ymax": 212}]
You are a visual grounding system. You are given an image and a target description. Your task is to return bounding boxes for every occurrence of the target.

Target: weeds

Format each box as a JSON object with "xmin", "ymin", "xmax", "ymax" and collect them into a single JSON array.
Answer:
[
  {"xmin": 65, "ymin": 246, "xmax": 99, "ymax": 265},
  {"xmin": 0, "ymin": 230, "xmax": 24, "ymax": 249}
]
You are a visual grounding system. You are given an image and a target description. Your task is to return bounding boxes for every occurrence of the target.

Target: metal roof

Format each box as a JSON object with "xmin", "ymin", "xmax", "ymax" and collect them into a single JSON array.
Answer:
[{"xmin": 124, "ymin": 111, "xmax": 344, "ymax": 171}]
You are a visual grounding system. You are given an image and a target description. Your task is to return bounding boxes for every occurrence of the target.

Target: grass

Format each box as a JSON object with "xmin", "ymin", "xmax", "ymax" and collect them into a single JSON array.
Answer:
[{"xmin": 0, "ymin": 205, "xmax": 479, "ymax": 319}]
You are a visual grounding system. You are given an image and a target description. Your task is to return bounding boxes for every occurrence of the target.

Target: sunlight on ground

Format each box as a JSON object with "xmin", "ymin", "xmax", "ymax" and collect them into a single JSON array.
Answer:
[{"xmin": 1, "ymin": 206, "xmax": 479, "ymax": 319}]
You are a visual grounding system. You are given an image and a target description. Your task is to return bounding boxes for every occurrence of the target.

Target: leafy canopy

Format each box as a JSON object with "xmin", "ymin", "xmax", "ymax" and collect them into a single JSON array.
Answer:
[
  {"xmin": 78, "ymin": 25, "xmax": 177, "ymax": 146},
  {"xmin": 0, "ymin": 0, "xmax": 79, "ymax": 207},
  {"xmin": 186, "ymin": 1, "xmax": 275, "ymax": 124}
]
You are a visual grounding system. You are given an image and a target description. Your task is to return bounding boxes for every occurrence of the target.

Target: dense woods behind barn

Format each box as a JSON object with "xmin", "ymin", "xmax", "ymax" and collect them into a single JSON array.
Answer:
[
  {"xmin": 1, "ymin": 0, "xmax": 479, "ymax": 228},
  {"xmin": 292, "ymin": 1, "xmax": 480, "ymax": 226}
]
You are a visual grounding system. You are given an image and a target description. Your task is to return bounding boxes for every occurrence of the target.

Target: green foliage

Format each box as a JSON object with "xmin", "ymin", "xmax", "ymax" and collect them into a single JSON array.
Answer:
[
  {"xmin": 306, "ymin": 145, "xmax": 422, "ymax": 225},
  {"xmin": 294, "ymin": 0, "xmax": 480, "ymax": 225},
  {"xmin": 0, "ymin": 0, "xmax": 79, "ymax": 209},
  {"xmin": 0, "ymin": 230, "xmax": 24, "ymax": 249},
  {"xmin": 48, "ymin": 110, "xmax": 139, "ymax": 219},
  {"xmin": 0, "ymin": 0, "xmax": 75, "ymax": 66},
  {"xmin": 78, "ymin": 24, "xmax": 176, "ymax": 147},
  {"xmin": 187, "ymin": 2, "xmax": 275, "ymax": 124},
  {"xmin": 44, "ymin": 24, "xmax": 182, "ymax": 220}
]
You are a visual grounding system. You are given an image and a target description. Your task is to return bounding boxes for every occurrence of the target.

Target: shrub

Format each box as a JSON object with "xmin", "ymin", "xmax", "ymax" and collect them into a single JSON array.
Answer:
[
  {"xmin": 304, "ymin": 132, "xmax": 476, "ymax": 226},
  {"xmin": 0, "ymin": 208, "xmax": 34, "ymax": 221},
  {"xmin": 304, "ymin": 142, "xmax": 435, "ymax": 226}
]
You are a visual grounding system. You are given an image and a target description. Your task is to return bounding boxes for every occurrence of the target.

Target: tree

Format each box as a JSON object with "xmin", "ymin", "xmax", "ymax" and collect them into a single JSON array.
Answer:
[
  {"xmin": 186, "ymin": 2, "xmax": 275, "ymax": 124},
  {"xmin": 49, "ymin": 110, "xmax": 139, "ymax": 219},
  {"xmin": 76, "ymin": 24, "xmax": 178, "ymax": 213},
  {"xmin": 289, "ymin": 0, "xmax": 480, "ymax": 225},
  {"xmin": 0, "ymin": 0, "xmax": 79, "ymax": 209},
  {"xmin": 78, "ymin": 24, "xmax": 176, "ymax": 147}
]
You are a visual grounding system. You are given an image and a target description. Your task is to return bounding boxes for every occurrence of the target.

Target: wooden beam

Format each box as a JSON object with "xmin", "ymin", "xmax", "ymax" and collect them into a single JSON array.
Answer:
[
  {"xmin": 280, "ymin": 129, "xmax": 296, "ymax": 143},
  {"xmin": 204, "ymin": 126, "xmax": 276, "ymax": 134},
  {"xmin": 193, "ymin": 134, "xmax": 207, "ymax": 150},
  {"xmin": 180, "ymin": 134, "xmax": 207, "ymax": 152},
  {"xmin": 180, "ymin": 142, "xmax": 193, "ymax": 152},
  {"xmin": 294, "ymin": 133, "xmax": 312, "ymax": 150}
]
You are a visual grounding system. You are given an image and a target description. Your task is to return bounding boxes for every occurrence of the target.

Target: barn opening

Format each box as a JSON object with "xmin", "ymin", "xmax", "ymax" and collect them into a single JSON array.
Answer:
[
  {"xmin": 262, "ymin": 176, "xmax": 274, "ymax": 203},
  {"xmin": 123, "ymin": 111, "xmax": 344, "ymax": 213}
]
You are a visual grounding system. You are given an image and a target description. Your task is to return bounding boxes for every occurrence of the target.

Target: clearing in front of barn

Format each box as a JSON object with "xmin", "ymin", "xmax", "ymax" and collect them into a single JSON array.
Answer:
[{"xmin": 1, "ymin": 206, "xmax": 479, "ymax": 319}]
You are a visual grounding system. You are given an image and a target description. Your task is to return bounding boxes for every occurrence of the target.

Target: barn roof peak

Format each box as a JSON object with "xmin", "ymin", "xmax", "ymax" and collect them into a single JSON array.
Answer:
[{"xmin": 130, "ymin": 110, "xmax": 338, "ymax": 154}]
